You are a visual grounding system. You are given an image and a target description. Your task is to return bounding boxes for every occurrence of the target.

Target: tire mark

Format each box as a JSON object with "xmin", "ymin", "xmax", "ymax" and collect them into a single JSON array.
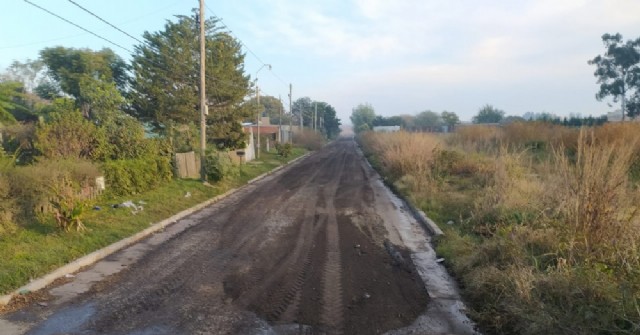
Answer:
[{"xmin": 319, "ymin": 148, "xmax": 347, "ymax": 334}]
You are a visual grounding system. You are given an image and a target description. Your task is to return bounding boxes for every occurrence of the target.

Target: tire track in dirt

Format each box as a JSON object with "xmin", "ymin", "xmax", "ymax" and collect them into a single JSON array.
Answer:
[
  {"xmin": 319, "ymin": 145, "xmax": 347, "ymax": 334},
  {"xmin": 228, "ymin": 149, "xmax": 339, "ymax": 320},
  {"xmin": 8, "ymin": 139, "xmax": 433, "ymax": 335}
]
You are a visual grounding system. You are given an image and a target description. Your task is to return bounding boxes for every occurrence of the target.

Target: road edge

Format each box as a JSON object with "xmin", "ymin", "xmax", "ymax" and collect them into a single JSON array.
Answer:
[
  {"xmin": 0, "ymin": 152, "xmax": 312, "ymax": 307},
  {"xmin": 354, "ymin": 141, "xmax": 444, "ymax": 237}
]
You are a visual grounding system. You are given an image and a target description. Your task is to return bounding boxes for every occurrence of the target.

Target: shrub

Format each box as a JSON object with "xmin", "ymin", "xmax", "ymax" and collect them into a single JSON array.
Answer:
[
  {"xmin": 102, "ymin": 156, "xmax": 172, "ymax": 196},
  {"xmin": 1, "ymin": 123, "xmax": 36, "ymax": 164},
  {"xmin": 0, "ymin": 172, "xmax": 16, "ymax": 235},
  {"xmin": 551, "ymin": 130, "xmax": 639, "ymax": 266},
  {"xmin": 34, "ymin": 108, "xmax": 106, "ymax": 160},
  {"xmin": 8, "ymin": 159, "xmax": 100, "ymax": 227},
  {"xmin": 49, "ymin": 176, "xmax": 87, "ymax": 232},
  {"xmin": 205, "ymin": 150, "xmax": 239, "ymax": 182},
  {"xmin": 275, "ymin": 142, "xmax": 292, "ymax": 157}
]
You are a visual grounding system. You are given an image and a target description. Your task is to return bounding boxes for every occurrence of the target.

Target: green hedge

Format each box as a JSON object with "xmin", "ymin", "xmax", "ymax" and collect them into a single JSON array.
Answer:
[{"xmin": 103, "ymin": 156, "xmax": 172, "ymax": 196}]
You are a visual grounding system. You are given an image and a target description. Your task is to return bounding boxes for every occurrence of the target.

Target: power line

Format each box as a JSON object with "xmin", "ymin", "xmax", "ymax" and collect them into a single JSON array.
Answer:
[
  {"xmin": 66, "ymin": 0, "xmax": 145, "ymax": 44},
  {"xmin": 22, "ymin": 0, "xmax": 255, "ymax": 98},
  {"xmin": 22, "ymin": 0, "xmax": 132, "ymax": 53}
]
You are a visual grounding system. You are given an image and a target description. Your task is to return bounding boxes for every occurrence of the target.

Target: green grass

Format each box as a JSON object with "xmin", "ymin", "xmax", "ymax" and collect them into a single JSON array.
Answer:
[{"xmin": 0, "ymin": 148, "xmax": 306, "ymax": 295}]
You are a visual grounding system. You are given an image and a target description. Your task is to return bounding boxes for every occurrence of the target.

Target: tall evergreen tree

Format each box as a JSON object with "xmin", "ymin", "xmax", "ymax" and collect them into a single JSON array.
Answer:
[{"xmin": 130, "ymin": 11, "xmax": 251, "ymax": 149}]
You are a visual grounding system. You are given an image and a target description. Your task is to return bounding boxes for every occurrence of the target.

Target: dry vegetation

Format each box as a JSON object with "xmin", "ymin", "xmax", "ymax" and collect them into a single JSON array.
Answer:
[{"xmin": 359, "ymin": 122, "xmax": 640, "ymax": 335}]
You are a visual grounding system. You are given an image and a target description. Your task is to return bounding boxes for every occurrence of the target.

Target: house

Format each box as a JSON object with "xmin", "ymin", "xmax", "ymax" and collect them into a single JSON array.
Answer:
[{"xmin": 373, "ymin": 126, "xmax": 400, "ymax": 132}]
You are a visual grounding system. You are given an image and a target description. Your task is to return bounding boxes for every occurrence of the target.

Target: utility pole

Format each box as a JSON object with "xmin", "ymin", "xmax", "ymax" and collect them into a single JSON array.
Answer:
[
  {"xmin": 288, "ymin": 83, "xmax": 293, "ymax": 143},
  {"xmin": 198, "ymin": 0, "xmax": 207, "ymax": 182},
  {"xmin": 254, "ymin": 64, "xmax": 271, "ymax": 159},
  {"xmin": 278, "ymin": 95, "xmax": 282, "ymax": 142},
  {"xmin": 314, "ymin": 102, "xmax": 317, "ymax": 131},
  {"xmin": 299, "ymin": 101, "xmax": 303, "ymax": 132},
  {"xmin": 256, "ymin": 84, "xmax": 261, "ymax": 159}
]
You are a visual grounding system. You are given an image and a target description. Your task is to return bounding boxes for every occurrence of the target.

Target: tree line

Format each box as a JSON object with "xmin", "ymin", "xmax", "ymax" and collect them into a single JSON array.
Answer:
[
  {"xmin": 0, "ymin": 10, "xmax": 341, "ymax": 157},
  {"xmin": 348, "ymin": 32, "xmax": 638, "ymax": 133}
]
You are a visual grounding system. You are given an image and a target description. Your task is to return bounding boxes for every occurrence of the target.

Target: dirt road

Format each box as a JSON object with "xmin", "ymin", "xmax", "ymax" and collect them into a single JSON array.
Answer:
[{"xmin": 0, "ymin": 138, "xmax": 477, "ymax": 335}]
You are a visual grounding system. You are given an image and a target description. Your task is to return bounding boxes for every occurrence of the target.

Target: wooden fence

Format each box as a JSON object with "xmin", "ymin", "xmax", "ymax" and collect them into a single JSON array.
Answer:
[{"xmin": 174, "ymin": 151, "xmax": 201, "ymax": 179}]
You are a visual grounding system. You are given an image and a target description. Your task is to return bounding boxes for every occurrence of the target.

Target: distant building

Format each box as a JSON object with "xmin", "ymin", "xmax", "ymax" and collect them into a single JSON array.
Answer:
[
  {"xmin": 373, "ymin": 126, "xmax": 400, "ymax": 133},
  {"xmin": 607, "ymin": 109, "xmax": 623, "ymax": 122}
]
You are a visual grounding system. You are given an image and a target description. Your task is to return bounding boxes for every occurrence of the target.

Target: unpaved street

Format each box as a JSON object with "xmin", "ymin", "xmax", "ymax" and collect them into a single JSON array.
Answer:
[{"xmin": 1, "ymin": 138, "xmax": 476, "ymax": 335}]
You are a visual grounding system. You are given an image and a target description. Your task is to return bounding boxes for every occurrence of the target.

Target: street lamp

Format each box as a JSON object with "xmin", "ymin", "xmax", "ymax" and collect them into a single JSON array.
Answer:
[{"xmin": 254, "ymin": 64, "xmax": 271, "ymax": 159}]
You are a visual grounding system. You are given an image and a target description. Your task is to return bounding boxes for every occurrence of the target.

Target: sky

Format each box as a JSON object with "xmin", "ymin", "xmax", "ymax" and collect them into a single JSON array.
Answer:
[{"xmin": 1, "ymin": 0, "xmax": 640, "ymax": 124}]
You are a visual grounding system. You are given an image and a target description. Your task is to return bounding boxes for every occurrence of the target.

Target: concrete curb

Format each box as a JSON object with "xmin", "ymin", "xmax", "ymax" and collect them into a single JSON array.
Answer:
[
  {"xmin": 355, "ymin": 142, "xmax": 444, "ymax": 238},
  {"xmin": 0, "ymin": 152, "xmax": 312, "ymax": 307}
]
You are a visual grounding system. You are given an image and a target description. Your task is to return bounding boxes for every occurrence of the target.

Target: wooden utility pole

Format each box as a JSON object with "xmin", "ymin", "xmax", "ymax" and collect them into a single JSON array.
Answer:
[
  {"xmin": 278, "ymin": 95, "xmax": 282, "ymax": 142},
  {"xmin": 288, "ymin": 83, "xmax": 293, "ymax": 143},
  {"xmin": 199, "ymin": 0, "xmax": 207, "ymax": 182},
  {"xmin": 256, "ymin": 84, "xmax": 261, "ymax": 159},
  {"xmin": 314, "ymin": 102, "xmax": 317, "ymax": 131}
]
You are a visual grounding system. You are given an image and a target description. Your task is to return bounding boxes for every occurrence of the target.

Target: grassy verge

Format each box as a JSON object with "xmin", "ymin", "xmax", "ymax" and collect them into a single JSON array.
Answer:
[
  {"xmin": 358, "ymin": 125, "xmax": 640, "ymax": 335},
  {"xmin": 0, "ymin": 148, "xmax": 306, "ymax": 295}
]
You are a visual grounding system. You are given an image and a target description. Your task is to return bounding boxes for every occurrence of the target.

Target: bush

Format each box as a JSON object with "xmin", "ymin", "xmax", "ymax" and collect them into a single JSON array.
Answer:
[
  {"xmin": 35, "ymin": 112, "xmax": 107, "ymax": 160},
  {"xmin": 0, "ymin": 172, "xmax": 16, "ymax": 235},
  {"xmin": 49, "ymin": 176, "xmax": 88, "ymax": 232},
  {"xmin": 8, "ymin": 159, "xmax": 101, "ymax": 227},
  {"xmin": 205, "ymin": 151, "xmax": 239, "ymax": 182},
  {"xmin": 275, "ymin": 142, "xmax": 292, "ymax": 157},
  {"xmin": 103, "ymin": 156, "xmax": 172, "ymax": 196}
]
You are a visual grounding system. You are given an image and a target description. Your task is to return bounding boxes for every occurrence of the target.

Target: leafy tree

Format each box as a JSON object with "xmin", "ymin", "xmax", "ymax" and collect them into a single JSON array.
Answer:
[
  {"xmin": 588, "ymin": 33, "xmax": 640, "ymax": 120},
  {"xmin": 292, "ymin": 97, "xmax": 313, "ymax": 127},
  {"xmin": 316, "ymin": 101, "xmax": 341, "ymax": 139},
  {"xmin": 0, "ymin": 59, "xmax": 50, "ymax": 93},
  {"xmin": 0, "ymin": 81, "xmax": 26, "ymax": 124},
  {"xmin": 40, "ymin": 47, "xmax": 128, "ymax": 118},
  {"xmin": 441, "ymin": 111, "xmax": 460, "ymax": 130},
  {"xmin": 34, "ymin": 81, "xmax": 61, "ymax": 100},
  {"xmin": 398, "ymin": 114, "xmax": 416, "ymax": 130},
  {"xmin": 350, "ymin": 103, "xmax": 375, "ymax": 133},
  {"xmin": 101, "ymin": 114, "xmax": 156, "ymax": 160},
  {"xmin": 628, "ymin": 95, "xmax": 640, "ymax": 117},
  {"xmin": 245, "ymin": 95, "xmax": 286, "ymax": 124},
  {"xmin": 34, "ymin": 98, "xmax": 106, "ymax": 160},
  {"xmin": 473, "ymin": 104, "xmax": 505, "ymax": 124},
  {"xmin": 372, "ymin": 115, "xmax": 402, "ymax": 127},
  {"xmin": 130, "ymin": 11, "xmax": 250, "ymax": 149},
  {"xmin": 79, "ymin": 77, "xmax": 125, "ymax": 123},
  {"xmin": 414, "ymin": 110, "xmax": 442, "ymax": 130}
]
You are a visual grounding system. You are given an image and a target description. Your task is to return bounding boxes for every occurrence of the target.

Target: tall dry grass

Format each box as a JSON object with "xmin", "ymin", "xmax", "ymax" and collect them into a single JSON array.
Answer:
[
  {"xmin": 292, "ymin": 130, "xmax": 325, "ymax": 151},
  {"xmin": 361, "ymin": 122, "xmax": 640, "ymax": 334},
  {"xmin": 551, "ymin": 130, "xmax": 640, "ymax": 267},
  {"xmin": 451, "ymin": 122, "xmax": 578, "ymax": 153},
  {"xmin": 360, "ymin": 131, "xmax": 440, "ymax": 181}
]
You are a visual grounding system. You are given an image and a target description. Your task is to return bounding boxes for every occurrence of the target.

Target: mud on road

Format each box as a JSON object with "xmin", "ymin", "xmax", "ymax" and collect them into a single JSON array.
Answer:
[{"xmin": 1, "ymin": 138, "xmax": 476, "ymax": 335}]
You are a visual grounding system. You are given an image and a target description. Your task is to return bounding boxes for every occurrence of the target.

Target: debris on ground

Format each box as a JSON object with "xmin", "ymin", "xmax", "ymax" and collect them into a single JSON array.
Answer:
[{"xmin": 112, "ymin": 200, "xmax": 144, "ymax": 215}]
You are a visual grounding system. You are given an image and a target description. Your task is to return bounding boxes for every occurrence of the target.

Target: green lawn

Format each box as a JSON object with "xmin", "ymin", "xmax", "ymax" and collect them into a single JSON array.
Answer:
[{"xmin": 0, "ymin": 148, "xmax": 306, "ymax": 295}]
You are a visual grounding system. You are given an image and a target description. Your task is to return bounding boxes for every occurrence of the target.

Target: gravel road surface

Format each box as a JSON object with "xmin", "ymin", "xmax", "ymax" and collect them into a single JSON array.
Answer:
[{"xmin": 0, "ymin": 138, "xmax": 477, "ymax": 335}]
